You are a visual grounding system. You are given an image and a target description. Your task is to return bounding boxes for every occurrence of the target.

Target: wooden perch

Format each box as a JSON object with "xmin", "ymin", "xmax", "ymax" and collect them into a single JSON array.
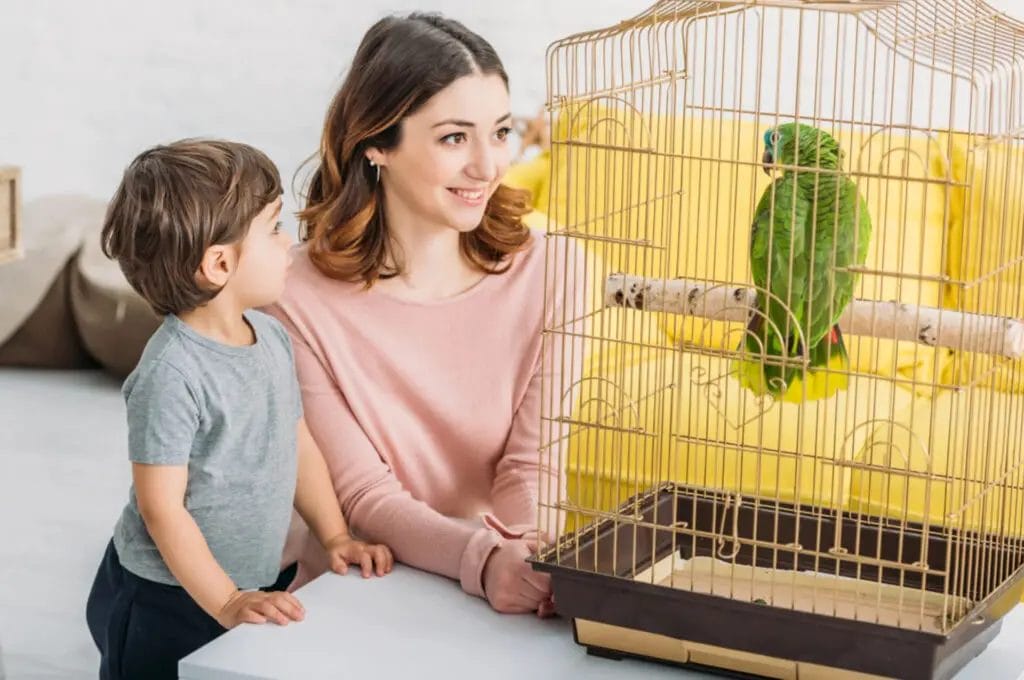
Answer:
[{"xmin": 605, "ymin": 273, "xmax": 1024, "ymax": 359}]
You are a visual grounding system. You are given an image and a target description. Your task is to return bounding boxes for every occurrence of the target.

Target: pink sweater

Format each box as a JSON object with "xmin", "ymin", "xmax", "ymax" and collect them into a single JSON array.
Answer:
[{"xmin": 267, "ymin": 231, "xmax": 583, "ymax": 595}]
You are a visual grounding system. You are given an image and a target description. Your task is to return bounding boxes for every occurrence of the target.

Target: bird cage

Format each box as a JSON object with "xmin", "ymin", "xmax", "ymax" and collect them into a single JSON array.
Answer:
[{"xmin": 531, "ymin": 1, "xmax": 1024, "ymax": 678}]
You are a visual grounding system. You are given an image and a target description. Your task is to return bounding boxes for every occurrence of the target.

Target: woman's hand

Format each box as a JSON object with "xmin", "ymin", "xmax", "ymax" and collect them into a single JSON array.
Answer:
[
  {"xmin": 481, "ymin": 538, "xmax": 554, "ymax": 616},
  {"xmin": 324, "ymin": 533, "xmax": 394, "ymax": 578}
]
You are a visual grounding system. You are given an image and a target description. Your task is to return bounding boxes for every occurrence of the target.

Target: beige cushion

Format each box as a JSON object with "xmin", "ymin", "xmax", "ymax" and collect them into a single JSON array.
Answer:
[
  {"xmin": 70, "ymin": 220, "xmax": 160, "ymax": 378},
  {"xmin": 0, "ymin": 196, "xmax": 107, "ymax": 368},
  {"xmin": 0, "ymin": 195, "xmax": 106, "ymax": 345}
]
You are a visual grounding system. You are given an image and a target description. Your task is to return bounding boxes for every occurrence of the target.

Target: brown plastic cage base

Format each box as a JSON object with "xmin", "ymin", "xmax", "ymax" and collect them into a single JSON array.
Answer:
[{"xmin": 532, "ymin": 483, "xmax": 1024, "ymax": 680}]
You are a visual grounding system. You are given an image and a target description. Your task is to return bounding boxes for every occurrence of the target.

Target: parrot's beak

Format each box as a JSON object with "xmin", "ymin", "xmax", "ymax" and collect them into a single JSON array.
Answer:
[{"xmin": 762, "ymin": 148, "xmax": 774, "ymax": 175}]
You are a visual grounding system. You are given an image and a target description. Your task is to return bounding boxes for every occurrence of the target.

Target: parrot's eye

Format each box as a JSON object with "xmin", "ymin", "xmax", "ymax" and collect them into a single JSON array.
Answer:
[{"xmin": 770, "ymin": 131, "xmax": 780, "ymax": 144}]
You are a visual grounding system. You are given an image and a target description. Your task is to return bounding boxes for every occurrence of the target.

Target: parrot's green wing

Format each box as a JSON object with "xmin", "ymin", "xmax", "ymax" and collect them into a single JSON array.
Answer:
[
  {"xmin": 805, "ymin": 175, "xmax": 872, "ymax": 348},
  {"xmin": 750, "ymin": 176, "xmax": 810, "ymax": 348},
  {"xmin": 744, "ymin": 175, "xmax": 811, "ymax": 392}
]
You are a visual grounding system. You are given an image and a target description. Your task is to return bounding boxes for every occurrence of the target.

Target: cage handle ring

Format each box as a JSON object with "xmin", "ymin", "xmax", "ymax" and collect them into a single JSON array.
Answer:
[{"xmin": 717, "ymin": 494, "xmax": 744, "ymax": 560}]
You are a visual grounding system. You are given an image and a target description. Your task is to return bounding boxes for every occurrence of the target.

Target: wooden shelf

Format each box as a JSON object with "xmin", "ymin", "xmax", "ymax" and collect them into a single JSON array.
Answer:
[{"xmin": 0, "ymin": 166, "xmax": 21, "ymax": 264}]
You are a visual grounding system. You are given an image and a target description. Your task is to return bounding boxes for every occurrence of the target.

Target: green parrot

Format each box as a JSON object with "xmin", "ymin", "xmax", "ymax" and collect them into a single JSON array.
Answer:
[{"xmin": 734, "ymin": 123, "xmax": 871, "ymax": 402}]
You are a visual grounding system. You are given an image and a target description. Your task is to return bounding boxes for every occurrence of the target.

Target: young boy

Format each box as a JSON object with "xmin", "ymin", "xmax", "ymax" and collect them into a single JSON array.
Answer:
[{"xmin": 85, "ymin": 139, "xmax": 393, "ymax": 680}]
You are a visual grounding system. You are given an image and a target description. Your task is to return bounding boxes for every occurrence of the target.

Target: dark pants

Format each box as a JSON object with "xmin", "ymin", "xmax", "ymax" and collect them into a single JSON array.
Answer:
[{"xmin": 85, "ymin": 539, "xmax": 296, "ymax": 680}]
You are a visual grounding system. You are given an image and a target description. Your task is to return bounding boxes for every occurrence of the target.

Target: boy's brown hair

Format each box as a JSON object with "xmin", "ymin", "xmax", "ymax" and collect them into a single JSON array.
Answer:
[{"xmin": 102, "ymin": 139, "xmax": 282, "ymax": 316}]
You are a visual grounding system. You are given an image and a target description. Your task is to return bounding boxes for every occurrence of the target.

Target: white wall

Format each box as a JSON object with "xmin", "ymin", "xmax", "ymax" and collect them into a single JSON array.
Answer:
[
  {"xmin": 2, "ymin": 0, "xmax": 1021, "ymax": 233},
  {"xmin": 0, "ymin": 0, "xmax": 649, "ymax": 232}
]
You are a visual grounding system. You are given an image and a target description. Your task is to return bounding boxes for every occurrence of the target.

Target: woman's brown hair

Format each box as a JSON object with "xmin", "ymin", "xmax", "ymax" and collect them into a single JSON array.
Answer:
[{"xmin": 299, "ymin": 12, "xmax": 532, "ymax": 285}]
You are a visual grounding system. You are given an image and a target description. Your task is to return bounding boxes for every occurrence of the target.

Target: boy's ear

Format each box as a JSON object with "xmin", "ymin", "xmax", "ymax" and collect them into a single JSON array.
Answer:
[{"xmin": 196, "ymin": 244, "xmax": 236, "ymax": 290}]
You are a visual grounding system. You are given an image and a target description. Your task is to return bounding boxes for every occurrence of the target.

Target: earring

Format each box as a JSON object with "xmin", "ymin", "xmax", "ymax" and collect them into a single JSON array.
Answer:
[{"xmin": 369, "ymin": 159, "xmax": 381, "ymax": 184}]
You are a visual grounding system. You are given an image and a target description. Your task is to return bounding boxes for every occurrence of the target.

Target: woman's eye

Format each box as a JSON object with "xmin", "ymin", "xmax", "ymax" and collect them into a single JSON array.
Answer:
[
  {"xmin": 495, "ymin": 126, "xmax": 512, "ymax": 141},
  {"xmin": 441, "ymin": 132, "xmax": 467, "ymax": 145}
]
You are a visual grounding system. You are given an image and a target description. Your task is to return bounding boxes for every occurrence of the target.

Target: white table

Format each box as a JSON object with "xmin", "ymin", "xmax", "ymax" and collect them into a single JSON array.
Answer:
[{"xmin": 180, "ymin": 565, "xmax": 1024, "ymax": 680}]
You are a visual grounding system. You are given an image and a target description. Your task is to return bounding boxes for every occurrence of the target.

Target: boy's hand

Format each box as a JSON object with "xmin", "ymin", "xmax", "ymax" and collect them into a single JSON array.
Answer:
[
  {"xmin": 216, "ymin": 590, "xmax": 305, "ymax": 629},
  {"xmin": 323, "ymin": 533, "xmax": 394, "ymax": 578}
]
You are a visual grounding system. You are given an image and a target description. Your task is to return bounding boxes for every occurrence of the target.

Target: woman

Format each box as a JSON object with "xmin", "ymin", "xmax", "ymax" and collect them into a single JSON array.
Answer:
[{"xmin": 269, "ymin": 12, "xmax": 582, "ymax": 616}]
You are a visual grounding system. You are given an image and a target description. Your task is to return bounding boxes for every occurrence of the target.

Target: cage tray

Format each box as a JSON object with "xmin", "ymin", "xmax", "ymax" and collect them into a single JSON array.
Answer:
[{"xmin": 531, "ymin": 483, "xmax": 1024, "ymax": 680}]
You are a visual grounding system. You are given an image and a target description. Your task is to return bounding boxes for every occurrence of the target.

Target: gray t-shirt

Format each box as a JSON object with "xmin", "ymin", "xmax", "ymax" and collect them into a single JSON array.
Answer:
[{"xmin": 112, "ymin": 310, "xmax": 302, "ymax": 589}]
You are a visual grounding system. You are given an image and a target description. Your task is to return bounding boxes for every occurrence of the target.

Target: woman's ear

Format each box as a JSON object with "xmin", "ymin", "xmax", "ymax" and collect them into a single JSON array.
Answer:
[
  {"xmin": 365, "ymin": 148, "xmax": 386, "ymax": 168},
  {"xmin": 196, "ymin": 243, "xmax": 236, "ymax": 291}
]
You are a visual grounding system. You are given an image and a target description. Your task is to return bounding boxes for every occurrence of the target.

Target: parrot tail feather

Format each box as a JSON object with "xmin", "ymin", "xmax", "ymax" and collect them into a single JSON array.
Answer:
[
  {"xmin": 734, "ymin": 324, "xmax": 849, "ymax": 403},
  {"xmin": 781, "ymin": 324, "xmax": 848, "ymax": 402}
]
